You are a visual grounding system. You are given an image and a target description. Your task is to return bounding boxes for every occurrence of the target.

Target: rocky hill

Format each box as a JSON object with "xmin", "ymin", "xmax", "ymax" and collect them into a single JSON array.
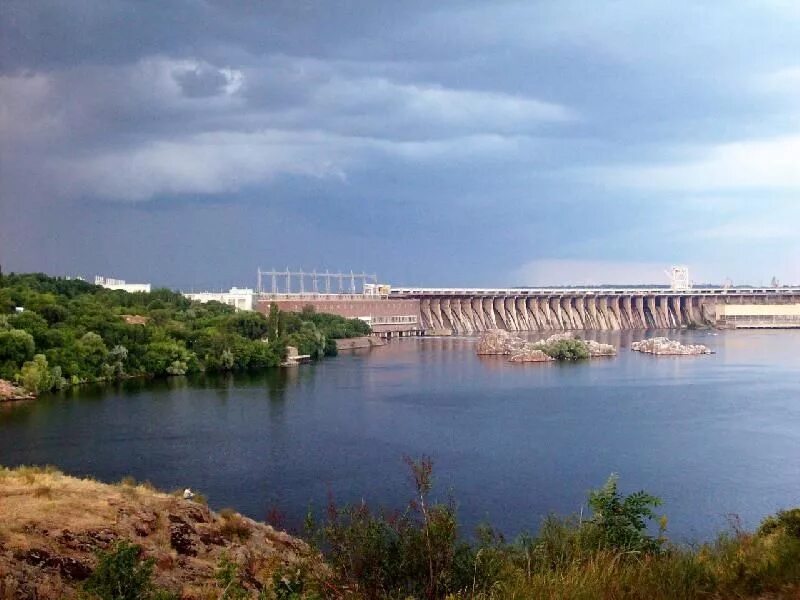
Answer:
[{"xmin": 0, "ymin": 466, "xmax": 317, "ymax": 599}]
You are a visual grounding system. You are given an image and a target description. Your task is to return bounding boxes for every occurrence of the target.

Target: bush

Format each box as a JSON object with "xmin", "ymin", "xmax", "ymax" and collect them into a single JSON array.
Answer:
[
  {"xmin": 19, "ymin": 354, "xmax": 63, "ymax": 393},
  {"xmin": 587, "ymin": 474, "xmax": 665, "ymax": 553},
  {"xmin": 0, "ymin": 273, "xmax": 349, "ymax": 383},
  {"xmin": 541, "ymin": 338, "xmax": 590, "ymax": 361},
  {"xmin": 83, "ymin": 540, "xmax": 177, "ymax": 600},
  {"xmin": 214, "ymin": 554, "xmax": 249, "ymax": 600},
  {"xmin": 219, "ymin": 509, "xmax": 252, "ymax": 541},
  {"xmin": 316, "ymin": 456, "xmax": 484, "ymax": 599},
  {"xmin": 758, "ymin": 508, "xmax": 800, "ymax": 538},
  {"xmin": 0, "ymin": 328, "xmax": 35, "ymax": 366}
]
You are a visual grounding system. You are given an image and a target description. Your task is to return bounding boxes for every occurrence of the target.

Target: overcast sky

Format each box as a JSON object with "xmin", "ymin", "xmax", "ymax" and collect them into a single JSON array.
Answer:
[{"xmin": 1, "ymin": 1, "xmax": 799, "ymax": 289}]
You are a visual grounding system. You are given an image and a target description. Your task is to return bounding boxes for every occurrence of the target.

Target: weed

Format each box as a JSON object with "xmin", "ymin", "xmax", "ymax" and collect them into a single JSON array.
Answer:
[
  {"xmin": 33, "ymin": 485, "xmax": 52, "ymax": 498},
  {"xmin": 220, "ymin": 509, "xmax": 252, "ymax": 541},
  {"xmin": 82, "ymin": 540, "xmax": 177, "ymax": 600}
]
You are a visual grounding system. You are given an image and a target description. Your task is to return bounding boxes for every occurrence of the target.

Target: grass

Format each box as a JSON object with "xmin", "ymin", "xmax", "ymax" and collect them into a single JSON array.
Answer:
[
  {"xmin": 5, "ymin": 462, "xmax": 800, "ymax": 599},
  {"xmin": 302, "ymin": 460, "xmax": 800, "ymax": 600},
  {"xmin": 0, "ymin": 464, "xmax": 312, "ymax": 599},
  {"xmin": 219, "ymin": 508, "xmax": 253, "ymax": 541}
]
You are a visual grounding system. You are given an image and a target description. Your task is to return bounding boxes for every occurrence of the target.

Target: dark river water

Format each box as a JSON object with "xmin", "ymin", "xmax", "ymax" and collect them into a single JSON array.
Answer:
[{"xmin": 2, "ymin": 330, "xmax": 800, "ymax": 542}]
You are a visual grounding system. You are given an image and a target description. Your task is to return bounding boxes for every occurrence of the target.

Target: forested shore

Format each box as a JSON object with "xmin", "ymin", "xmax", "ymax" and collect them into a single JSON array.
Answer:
[{"xmin": 0, "ymin": 273, "xmax": 370, "ymax": 396}]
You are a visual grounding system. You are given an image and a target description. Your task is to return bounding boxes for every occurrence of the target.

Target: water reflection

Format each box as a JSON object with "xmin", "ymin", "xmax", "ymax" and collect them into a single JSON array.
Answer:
[{"xmin": 2, "ymin": 330, "xmax": 800, "ymax": 542}]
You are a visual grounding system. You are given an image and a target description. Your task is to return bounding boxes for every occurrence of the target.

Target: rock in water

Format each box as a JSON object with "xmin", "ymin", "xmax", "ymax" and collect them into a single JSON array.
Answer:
[
  {"xmin": 476, "ymin": 329, "xmax": 520, "ymax": 355},
  {"xmin": 477, "ymin": 330, "xmax": 617, "ymax": 362},
  {"xmin": 508, "ymin": 343, "xmax": 555, "ymax": 363},
  {"xmin": 631, "ymin": 337, "xmax": 712, "ymax": 355},
  {"xmin": 585, "ymin": 340, "xmax": 617, "ymax": 357},
  {"xmin": 531, "ymin": 333, "xmax": 617, "ymax": 357}
]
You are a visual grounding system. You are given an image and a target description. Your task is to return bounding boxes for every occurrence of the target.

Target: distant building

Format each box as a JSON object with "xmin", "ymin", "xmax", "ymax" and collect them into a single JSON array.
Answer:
[
  {"xmin": 94, "ymin": 275, "xmax": 151, "ymax": 293},
  {"xmin": 669, "ymin": 266, "xmax": 690, "ymax": 291},
  {"xmin": 183, "ymin": 287, "xmax": 254, "ymax": 311},
  {"xmin": 363, "ymin": 283, "xmax": 392, "ymax": 296}
]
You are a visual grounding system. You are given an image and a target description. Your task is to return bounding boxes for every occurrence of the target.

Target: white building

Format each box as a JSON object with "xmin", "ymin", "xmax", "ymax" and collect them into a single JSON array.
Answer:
[
  {"xmin": 95, "ymin": 275, "xmax": 151, "ymax": 293},
  {"xmin": 669, "ymin": 266, "xmax": 691, "ymax": 291},
  {"xmin": 183, "ymin": 287, "xmax": 254, "ymax": 311}
]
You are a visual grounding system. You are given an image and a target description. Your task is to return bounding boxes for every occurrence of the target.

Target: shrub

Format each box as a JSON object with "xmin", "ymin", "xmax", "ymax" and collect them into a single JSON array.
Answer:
[
  {"xmin": 83, "ymin": 540, "xmax": 177, "ymax": 600},
  {"xmin": 758, "ymin": 508, "xmax": 800, "ymax": 539},
  {"xmin": 316, "ymin": 456, "xmax": 487, "ymax": 599},
  {"xmin": 588, "ymin": 474, "xmax": 665, "ymax": 553},
  {"xmin": 0, "ymin": 328, "xmax": 35, "ymax": 366},
  {"xmin": 19, "ymin": 354, "xmax": 57, "ymax": 393},
  {"xmin": 215, "ymin": 553, "xmax": 248, "ymax": 600},
  {"xmin": 540, "ymin": 338, "xmax": 590, "ymax": 361},
  {"xmin": 219, "ymin": 509, "xmax": 252, "ymax": 541}
]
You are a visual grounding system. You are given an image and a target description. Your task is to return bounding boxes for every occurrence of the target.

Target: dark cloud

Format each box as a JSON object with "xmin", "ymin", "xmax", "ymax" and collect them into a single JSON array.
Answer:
[{"xmin": 2, "ymin": 1, "xmax": 800, "ymax": 286}]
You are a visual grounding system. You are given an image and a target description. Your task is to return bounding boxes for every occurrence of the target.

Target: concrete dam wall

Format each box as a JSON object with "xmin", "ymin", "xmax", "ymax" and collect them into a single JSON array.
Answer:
[{"xmin": 390, "ymin": 288, "xmax": 800, "ymax": 334}]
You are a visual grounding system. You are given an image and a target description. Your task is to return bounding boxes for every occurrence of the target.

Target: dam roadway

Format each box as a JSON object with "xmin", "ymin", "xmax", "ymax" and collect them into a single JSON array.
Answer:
[{"xmin": 389, "ymin": 286, "xmax": 800, "ymax": 334}]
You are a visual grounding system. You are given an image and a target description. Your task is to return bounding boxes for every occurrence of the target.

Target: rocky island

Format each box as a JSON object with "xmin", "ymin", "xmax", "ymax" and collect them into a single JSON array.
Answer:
[
  {"xmin": 631, "ymin": 337, "xmax": 713, "ymax": 355},
  {"xmin": 477, "ymin": 330, "xmax": 616, "ymax": 363}
]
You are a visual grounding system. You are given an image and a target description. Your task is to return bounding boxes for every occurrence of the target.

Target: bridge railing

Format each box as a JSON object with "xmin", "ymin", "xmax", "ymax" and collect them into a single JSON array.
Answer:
[
  {"xmin": 258, "ymin": 293, "xmax": 388, "ymax": 301},
  {"xmin": 390, "ymin": 287, "xmax": 800, "ymax": 297}
]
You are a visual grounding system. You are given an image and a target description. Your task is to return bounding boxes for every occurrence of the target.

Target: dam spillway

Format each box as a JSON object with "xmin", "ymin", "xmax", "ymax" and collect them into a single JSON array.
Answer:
[{"xmin": 390, "ymin": 287, "xmax": 800, "ymax": 334}]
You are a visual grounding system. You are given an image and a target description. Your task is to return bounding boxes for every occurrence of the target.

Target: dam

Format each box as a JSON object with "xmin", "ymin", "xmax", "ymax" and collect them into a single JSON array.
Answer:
[
  {"xmin": 254, "ymin": 268, "xmax": 800, "ymax": 336},
  {"xmin": 389, "ymin": 286, "xmax": 800, "ymax": 335}
]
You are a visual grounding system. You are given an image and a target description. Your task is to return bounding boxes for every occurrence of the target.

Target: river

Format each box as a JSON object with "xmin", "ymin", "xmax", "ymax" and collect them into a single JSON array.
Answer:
[{"xmin": 2, "ymin": 330, "xmax": 800, "ymax": 542}]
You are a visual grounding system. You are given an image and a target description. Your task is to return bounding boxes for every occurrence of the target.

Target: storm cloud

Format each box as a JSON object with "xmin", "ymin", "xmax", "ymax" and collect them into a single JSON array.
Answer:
[{"xmin": 2, "ymin": 1, "xmax": 799, "ymax": 287}]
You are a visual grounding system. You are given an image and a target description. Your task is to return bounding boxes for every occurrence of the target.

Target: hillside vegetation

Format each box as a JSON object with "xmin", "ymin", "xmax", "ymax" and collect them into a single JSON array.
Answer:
[
  {"xmin": 0, "ymin": 273, "xmax": 370, "ymax": 394},
  {"xmin": 3, "ymin": 461, "xmax": 800, "ymax": 599},
  {"xmin": 0, "ymin": 465, "xmax": 320, "ymax": 599}
]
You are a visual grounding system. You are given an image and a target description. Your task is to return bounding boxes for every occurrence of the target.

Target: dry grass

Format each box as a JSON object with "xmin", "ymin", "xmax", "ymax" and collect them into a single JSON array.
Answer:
[
  {"xmin": 0, "ymin": 464, "xmax": 315, "ymax": 599},
  {"xmin": 219, "ymin": 507, "xmax": 253, "ymax": 541},
  {"xmin": 32, "ymin": 485, "xmax": 52, "ymax": 498}
]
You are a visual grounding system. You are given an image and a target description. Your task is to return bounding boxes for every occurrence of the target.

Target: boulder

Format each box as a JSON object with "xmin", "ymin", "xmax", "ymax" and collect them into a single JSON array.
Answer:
[
  {"xmin": 508, "ymin": 344, "xmax": 555, "ymax": 363},
  {"xmin": 476, "ymin": 329, "xmax": 522, "ymax": 355},
  {"xmin": 534, "ymin": 333, "xmax": 576, "ymax": 345},
  {"xmin": 0, "ymin": 379, "xmax": 34, "ymax": 402},
  {"xmin": 585, "ymin": 340, "xmax": 617, "ymax": 357},
  {"xmin": 532, "ymin": 333, "xmax": 617, "ymax": 357},
  {"xmin": 631, "ymin": 337, "xmax": 712, "ymax": 355},
  {"xmin": 477, "ymin": 330, "xmax": 617, "ymax": 362}
]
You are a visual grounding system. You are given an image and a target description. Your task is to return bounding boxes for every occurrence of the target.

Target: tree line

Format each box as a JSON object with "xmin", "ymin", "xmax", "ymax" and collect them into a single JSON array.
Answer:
[{"xmin": 0, "ymin": 273, "xmax": 370, "ymax": 393}]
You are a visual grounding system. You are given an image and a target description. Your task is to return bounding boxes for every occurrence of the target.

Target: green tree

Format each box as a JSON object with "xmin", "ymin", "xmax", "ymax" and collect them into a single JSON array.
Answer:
[
  {"xmin": 8, "ymin": 310, "xmax": 49, "ymax": 346},
  {"xmin": 588, "ymin": 474, "xmax": 664, "ymax": 553},
  {"xmin": 38, "ymin": 303, "xmax": 68, "ymax": 325},
  {"xmin": 286, "ymin": 322, "xmax": 326, "ymax": 360},
  {"xmin": 226, "ymin": 311, "xmax": 269, "ymax": 340},
  {"xmin": 108, "ymin": 344, "xmax": 128, "ymax": 378},
  {"xmin": 19, "ymin": 354, "xmax": 57, "ymax": 393},
  {"xmin": 266, "ymin": 303, "xmax": 282, "ymax": 340},
  {"xmin": 142, "ymin": 340, "xmax": 196, "ymax": 376},
  {"xmin": 541, "ymin": 338, "xmax": 590, "ymax": 361},
  {"xmin": 77, "ymin": 332, "xmax": 109, "ymax": 376},
  {"xmin": 220, "ymin": 348, "xmax": 235, "ymax": 371},
  {"xmin": 0, "ymin": 328, "xmax": 35, "ymax": 365}
]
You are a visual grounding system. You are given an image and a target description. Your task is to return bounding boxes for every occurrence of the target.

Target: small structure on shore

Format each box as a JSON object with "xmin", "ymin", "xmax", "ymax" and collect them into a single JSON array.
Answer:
[
  {"xmin": 631, "ymin": 337, "xmax": 712, "ymax": 355},
  {"xmin": 281, "ymin": 346, "xmax": 311, "ymax": 367},
  {"xmin": 334, "ymin": 336, "xmax": 386, "ymax": 351}
]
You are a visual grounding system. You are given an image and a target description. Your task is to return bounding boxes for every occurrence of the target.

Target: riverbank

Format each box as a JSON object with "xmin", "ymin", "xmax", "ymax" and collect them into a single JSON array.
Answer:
[
  {"xmin": 0, "ymin": 465, "xmax": 318, "ymax": 598},
  {"xmin": 0, "ymin": 273, "xmax": 372, "ymax": 399},
  {"xmin": 334, "ymin": 335, "xmax": 385, "ymax": 350},
  {"xmin": 0, "ymin": 379, "xmax": 33, "ymax": 402},
  {"xmin": 4, "ymin": 464, "xmax": 800, "ymax": 599}
]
